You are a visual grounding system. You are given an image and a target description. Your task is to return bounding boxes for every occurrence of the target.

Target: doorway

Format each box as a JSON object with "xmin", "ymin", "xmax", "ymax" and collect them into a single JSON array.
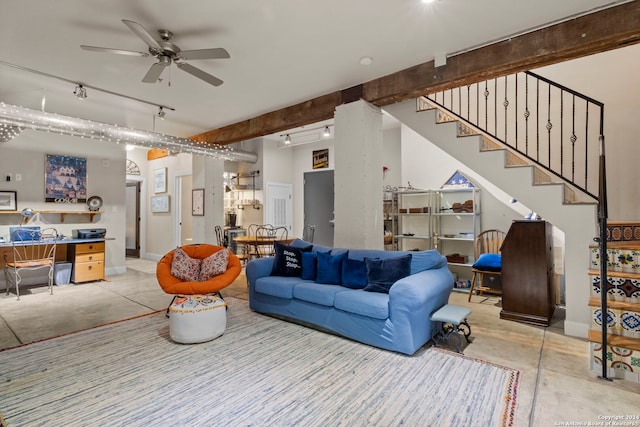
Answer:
[
  {"xmin": 175, "ymin": 175, "xmax": 193, "ymax": 246},
  {"xmin": 304, "ymin": 170, "xmax": 334, "ymax": 247},
  {"xmin": 265, "ymin": 182, "xmax": 292, "ymax": 232},
  {"xmin": 125, "ymin": 181, "xmax": 140, "ymax": 258}
]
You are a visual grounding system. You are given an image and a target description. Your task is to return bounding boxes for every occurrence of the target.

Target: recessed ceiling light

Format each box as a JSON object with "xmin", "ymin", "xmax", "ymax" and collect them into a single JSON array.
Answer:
[
  {"xmin": 359, "ymin": 56, "xmax": 373, "ymax": 66},
  {"xmin": 421, "ymin": 0, "xmax": 436, "ymax": 3}
]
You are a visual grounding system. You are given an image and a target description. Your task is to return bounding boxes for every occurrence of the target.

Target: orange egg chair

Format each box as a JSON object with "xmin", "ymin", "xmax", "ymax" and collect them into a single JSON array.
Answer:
[{"xmin": 156, "ymin": 244, "xmax": 241, "ymax": 295}]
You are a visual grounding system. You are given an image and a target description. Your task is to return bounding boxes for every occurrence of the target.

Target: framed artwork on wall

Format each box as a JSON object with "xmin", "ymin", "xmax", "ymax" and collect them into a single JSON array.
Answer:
[
  {"xmin": 192, "ymin": 188, "xmax": 204, "ymax": 216},
  {"xmin": 151, "ymin": 195, "xmax": 170, "ymax": 213},
  {"xmin": 153, "ymin": 167, "xmax": 167, "ymax": 193},
  {"xmin": 0, "ymin": 191, "xmax": 17, "ymax": 211},
  {"xmin": 45, "ymin": 154, "xmax": 87, "ymax": 203}
]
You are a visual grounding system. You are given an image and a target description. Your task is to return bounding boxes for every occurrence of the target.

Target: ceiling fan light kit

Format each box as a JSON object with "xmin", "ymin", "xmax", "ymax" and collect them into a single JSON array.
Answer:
[{"xmin": 81, "ymin": 19, "xmax": 229, "ymax": 87}]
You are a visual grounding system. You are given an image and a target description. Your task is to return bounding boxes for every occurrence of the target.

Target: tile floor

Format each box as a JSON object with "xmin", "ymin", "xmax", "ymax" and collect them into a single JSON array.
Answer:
[{"xmin": 1, "ymin": 258, "xmax": 639, "ymax": 426}]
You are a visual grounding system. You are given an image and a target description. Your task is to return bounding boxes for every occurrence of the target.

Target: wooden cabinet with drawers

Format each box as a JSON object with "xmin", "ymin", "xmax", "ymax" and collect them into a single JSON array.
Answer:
[{"xmin": 68, "ymin": 241, "xmax": 105, "ymax": 283}]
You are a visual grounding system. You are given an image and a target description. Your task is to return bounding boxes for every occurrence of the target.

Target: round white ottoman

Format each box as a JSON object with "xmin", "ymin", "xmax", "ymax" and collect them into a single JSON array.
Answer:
[{"xmin": 168, "ymin": 294, "xmax": 227, "ymax": 344}]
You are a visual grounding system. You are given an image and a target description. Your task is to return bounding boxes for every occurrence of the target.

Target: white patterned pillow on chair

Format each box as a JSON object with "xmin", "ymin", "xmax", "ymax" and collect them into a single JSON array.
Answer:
[
  {"xmin": 199, "ymin": 248, "xmax": 229, "ymax": 281},
  {"xmin": 171, "ymin": 247, "xmax": 201, "ymax": 282}
]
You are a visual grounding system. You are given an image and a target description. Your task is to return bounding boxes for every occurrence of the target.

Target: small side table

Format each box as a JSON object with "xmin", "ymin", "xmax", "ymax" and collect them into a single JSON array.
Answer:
[{"xmin": 431, "ymin": 304, "xmax": 472, "ymax": 353}]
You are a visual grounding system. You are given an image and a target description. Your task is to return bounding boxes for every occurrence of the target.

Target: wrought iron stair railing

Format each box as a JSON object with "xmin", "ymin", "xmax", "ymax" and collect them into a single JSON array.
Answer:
[{"xmin": 419, "ymin": 71, "xmax": 604, "ymax": 201}]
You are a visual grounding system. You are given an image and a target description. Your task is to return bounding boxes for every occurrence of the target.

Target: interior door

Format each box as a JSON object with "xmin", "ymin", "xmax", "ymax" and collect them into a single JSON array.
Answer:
[
  {"xmin": 304, "ymin": 170, "xmax": 334, "ymax": 247},
  {"xmin": 175, "ymin": 175, "xmax": 193, "ymax": 246},
  {"xmin": 265, "ymin": 182, "xmax": 292, "ymax": 232},
  {"xmin": 125, "ymin": 181, "xmax": 140, "ymax": 257}
]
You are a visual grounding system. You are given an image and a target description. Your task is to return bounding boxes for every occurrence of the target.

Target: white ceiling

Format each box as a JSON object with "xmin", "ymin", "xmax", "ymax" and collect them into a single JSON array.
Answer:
[{"xmin": 0, "ymin": 0, "xmax": 628, "ymax": 143}]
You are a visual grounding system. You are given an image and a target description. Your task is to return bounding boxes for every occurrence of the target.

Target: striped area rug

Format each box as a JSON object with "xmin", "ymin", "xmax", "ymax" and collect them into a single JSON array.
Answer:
[{"xmin": 0, "ymin": 297, "xmax": 519, "ymax": 426}]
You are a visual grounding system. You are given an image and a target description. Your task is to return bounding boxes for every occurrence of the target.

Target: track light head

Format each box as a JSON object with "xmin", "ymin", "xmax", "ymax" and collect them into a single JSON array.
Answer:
[
  {"xmin": 284, "ymin": 134, "xmax": 291, "ymax": 144},
  {"xmin": 157, "ymin": 107, "xmax": 166, "ymax": 120},
  {"xmin": 323, "ymin": 126, "xmax": 331, "ymax": 137},
  {"xmin": 73, "ymin": 85, "xmax": 87, "ymax": 100}
]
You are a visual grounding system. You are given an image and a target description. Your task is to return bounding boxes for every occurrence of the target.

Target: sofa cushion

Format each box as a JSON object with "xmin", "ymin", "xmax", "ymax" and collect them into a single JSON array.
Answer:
[
  {"xmin": 171, "ymin": 247, "xmax": 201, "ymax": 282},
  {"xmin": 293, "ymin": 283, "xmax": 346, "ymax": 307},
  {"xmin": 271, "ymin": 242, "xmax": 312, "ymax": 277},
  {"xmin": 199, "ymin": 248, "xmax": 229, "ymax": 281},
  {"xmin": 472, "ymin": 253, "xmax": 502, "ymax": 272},
  {"xmin": 254, "ymin": 276, "xmax": 300, "ymax": 299},
  {"xmin": 315, "ymin": 251, "xmax": 348, "ymax": 285},
  {"xmin": 409, "ymin": 250, "xmax": 447, "ymax": 274},
  {"xmin": 341, "ymin": 258, "xmax": 367, "ymax": 289},
  {"xmin": 363, "ymin": 254, "xmax": 412, "ymax": 293},
  {"xmin": 301, "ymin": 252, "xmax": 318, "ymax": 281},
  {"xmin": 334, "ymin": 290, "xmax": 389, "ymax": 320}
]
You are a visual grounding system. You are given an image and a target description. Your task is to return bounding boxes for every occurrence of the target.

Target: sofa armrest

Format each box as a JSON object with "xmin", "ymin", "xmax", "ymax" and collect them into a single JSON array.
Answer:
[
  {"xmin": 389, "ymin": 266, "xmax": 454, "ymax": 316},
  {"xmin": 246, "ymin": 257, "xmax": 275, "ymax": 288}
]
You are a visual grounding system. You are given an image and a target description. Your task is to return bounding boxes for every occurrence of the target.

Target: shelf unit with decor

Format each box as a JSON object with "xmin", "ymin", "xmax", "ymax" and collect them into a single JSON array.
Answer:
[
  {"xmin": 587, "ymin": 235, "xmax": 640, "ymax": 384},
  {"xmin": 0, "ymin": 210, "xmax": 100, "ymax": 223},
  {"xmin": 386, "ymin": 189, "xmax": 433, "ymax": 252},
  {"xmin": 431, "ymin": 187, "xmax": 481, "ymax": 293}
]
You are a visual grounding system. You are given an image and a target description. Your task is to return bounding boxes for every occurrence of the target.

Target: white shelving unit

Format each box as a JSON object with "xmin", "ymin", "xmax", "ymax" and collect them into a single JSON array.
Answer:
[
  {"xmin": 384, "ymin": 187, "xmax": 481, "ymax": 293},
  {"xmin": 387, "ymin": 190, "xmax": 433, "ymax": 252},
  {"xmin": 432, "ymin": 187, "xmax": 481, "ymax": 292}
]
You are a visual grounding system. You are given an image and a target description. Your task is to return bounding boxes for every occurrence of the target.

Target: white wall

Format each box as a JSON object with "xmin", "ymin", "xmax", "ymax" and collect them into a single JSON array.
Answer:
[
  {"xmin": 534, "ymin": 44, "xmax": 640, "ymax": 220},
  {"xmin": 0, "ymin": 132, "xmax": 126, "ymax": 278}
]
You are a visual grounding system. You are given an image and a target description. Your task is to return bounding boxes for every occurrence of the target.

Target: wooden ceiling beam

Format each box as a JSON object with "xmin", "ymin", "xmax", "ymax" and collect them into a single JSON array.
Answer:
[{"xmin": 192, "ymin": 1, "xmax": 640, "ymax": 147}]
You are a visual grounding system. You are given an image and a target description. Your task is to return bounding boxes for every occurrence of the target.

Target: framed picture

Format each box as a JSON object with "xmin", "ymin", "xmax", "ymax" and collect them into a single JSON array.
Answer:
[
  {"xmin": 45, "ymin": 154, "xmax": 87, "ymax": 203},
  {"xmin": 312, "ymin": 149, "xmax": 329, "ymax": 169},
  {"xmin": 153, "ymin": 167, "xmax": 167, "ymax": 193},
  {"xmin": 0, "ymin": 191, "xmax": 17, "ymax": 211},
  {"xmin": 192, "ymin": 188, "xmax": 205, "ymax": 216},
  {"xmin": 151, "ymin": 195, "xmax": 170, "ymax": 213}
]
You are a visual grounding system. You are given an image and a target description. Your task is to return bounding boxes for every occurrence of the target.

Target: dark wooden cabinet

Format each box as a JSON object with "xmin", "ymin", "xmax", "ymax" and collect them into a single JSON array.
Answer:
[{"xmin": 500, "ymin": 220, "xmax": 555, "ymax": 326}]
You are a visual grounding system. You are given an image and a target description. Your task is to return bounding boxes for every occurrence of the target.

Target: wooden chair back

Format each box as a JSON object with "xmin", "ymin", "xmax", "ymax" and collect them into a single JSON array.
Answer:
[{"xmin": 474, "ymin": 229, "xmax": 506, "ymax": 258}]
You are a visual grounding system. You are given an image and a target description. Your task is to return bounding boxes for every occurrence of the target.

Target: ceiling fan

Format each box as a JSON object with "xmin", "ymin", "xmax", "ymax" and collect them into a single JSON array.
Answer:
[{"xmin": 81, "ymin": 19, "xmax": 229, "ymax": 87}]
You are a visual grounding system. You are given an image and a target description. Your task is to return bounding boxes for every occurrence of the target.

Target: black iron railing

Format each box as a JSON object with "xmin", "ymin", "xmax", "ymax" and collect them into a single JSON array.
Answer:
[
  {"xmin": 420, "ymin": 71, "xmax": 611, "ymax": 380},
  {"xmin": 419, "ymin": 71, "xmax": 604, "ymax": 200}
]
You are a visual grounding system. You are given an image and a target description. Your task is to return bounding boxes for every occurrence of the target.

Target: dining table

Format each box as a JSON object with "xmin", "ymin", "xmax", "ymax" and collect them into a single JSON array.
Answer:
[{"xmin": 232, "ymin": 234, "xmax": 296, "ymax": 259}]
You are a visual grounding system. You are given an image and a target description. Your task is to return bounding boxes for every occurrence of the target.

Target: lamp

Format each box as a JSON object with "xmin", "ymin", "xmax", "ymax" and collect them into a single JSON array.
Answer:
[
  {"xmin": 73, "ymin": 85, "xmax": 87, "ymax": 100},
  {"xmin": 284, "ymin": 134, "xmax": 291, "ymax": 144},
  {"xmin": 157, "ymin": 107, "xmax": 166, "ymax": 120},
  {"xmin": 323, "ymin": 126, "xmax": 331, "ymax": 137},
  {"xmin": 20, "ymin": 208, "xmax": 35, "ymax": 225}
]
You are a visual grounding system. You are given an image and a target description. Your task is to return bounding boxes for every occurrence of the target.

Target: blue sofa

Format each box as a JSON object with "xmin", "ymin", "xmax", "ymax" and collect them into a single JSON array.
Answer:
[{"xmin": 246, "ymin": 239, "xmax": 454, "ymax": 355}]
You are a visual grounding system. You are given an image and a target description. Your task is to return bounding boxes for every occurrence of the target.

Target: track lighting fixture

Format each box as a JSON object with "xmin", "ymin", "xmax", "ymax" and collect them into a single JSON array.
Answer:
[
  {"xmin": 73, "ymin": 84, "xmax": 87, "ymax": 100},
  {"xmin": 284, "ymin": 134, "xmax": 291, "ymax": 144},
  {"xmin": 157, "ymin": 106, "xmax": 166, "ymax": 120},
  {"xmin": 323, "ymin": 126, "xmax": 331, "ymax": 137}
]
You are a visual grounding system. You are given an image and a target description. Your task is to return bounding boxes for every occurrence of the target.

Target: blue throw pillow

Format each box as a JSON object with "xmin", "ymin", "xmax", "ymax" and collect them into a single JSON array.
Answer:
[
  {"xmin": 472, "ymin": 253, "xmax": 502, "ymax": 272},
  {"xmin": 363, "ymin": 254, "xmax": 412, "ymax": 293},
  {"xmin": 341, "ymin": 258, "xmax": 367, "ymax": 289},
  {"xmin": 315, "ymin": 251, "xmax": 348, "ymax": 285},
  {"xmin": 301, "ymin": 252, "xmax": 318, "ymax": 280},
  {"xmin": 270, "ymin": 242, "xmax": 312, "ymax": 277}
]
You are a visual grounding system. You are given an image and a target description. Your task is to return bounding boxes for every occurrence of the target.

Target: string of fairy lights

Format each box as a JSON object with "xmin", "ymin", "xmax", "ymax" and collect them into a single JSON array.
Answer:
[{"xmin": 0, "ymin": 102, "xmax": 257, "ymax": 163}]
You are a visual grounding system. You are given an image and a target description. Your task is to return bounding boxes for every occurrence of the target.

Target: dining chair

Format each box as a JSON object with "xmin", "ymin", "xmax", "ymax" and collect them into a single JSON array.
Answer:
[
  {"xmin": 468, "ymin": 229, "xmax": 506, "ymax": 302},
  {"xmin": 3, "ymin": 227, "xmax": 59, "ymax": 300},
  {"xmin": 214, "ymin": 225, "xmax": 224, "ymax": 246},
  {"xmin": 302, "ymin": 224, "xmax": 316, "ymax": 243}
]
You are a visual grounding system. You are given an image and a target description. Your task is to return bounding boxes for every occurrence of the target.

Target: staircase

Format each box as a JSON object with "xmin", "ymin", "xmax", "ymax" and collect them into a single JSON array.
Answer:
[{"xmin": 383, "ymin": 98, "xmax": 597, "ymax": 339}]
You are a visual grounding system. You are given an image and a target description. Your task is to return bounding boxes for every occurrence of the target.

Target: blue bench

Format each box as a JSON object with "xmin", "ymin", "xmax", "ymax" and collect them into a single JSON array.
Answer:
[{"xmin": 430, "ymin": 304, "xmax": 472, "ymax": 353}]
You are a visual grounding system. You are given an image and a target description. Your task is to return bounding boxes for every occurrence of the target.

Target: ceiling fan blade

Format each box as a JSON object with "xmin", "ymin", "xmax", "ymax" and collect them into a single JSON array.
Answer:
[
  {"xmin": 142, "ymin": 62, "xmax": 167, "ymax": 83},
  {"xmin": 180, "ymin": 48, "xmax": 230, "ymax": 60},
  {"xmin": 176, "ymin": 63, "xmax": 223, "ymax": 87},
  {"xmin": 122, "ymin": 19, "xmax": 162, "ymax": 51},
  {"xmin": 80, "ymin": 45, "xmax": 149, "ymax": 57}
]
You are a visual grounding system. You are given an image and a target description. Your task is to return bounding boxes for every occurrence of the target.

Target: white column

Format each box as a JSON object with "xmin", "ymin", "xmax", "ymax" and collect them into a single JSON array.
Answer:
[
  {"xmin": 192, "ymin": 155, "xmax": 225, "ymax": 244},
  {"xmin": 333, "ymin": 99, "xmax": 383, "ymax": 249}
]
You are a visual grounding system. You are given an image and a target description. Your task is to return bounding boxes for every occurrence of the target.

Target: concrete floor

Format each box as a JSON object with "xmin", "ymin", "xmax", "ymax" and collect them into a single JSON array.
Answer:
[{"xmin": 1, "ymin": 258, "xmax": 639, "ymax": 426}]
